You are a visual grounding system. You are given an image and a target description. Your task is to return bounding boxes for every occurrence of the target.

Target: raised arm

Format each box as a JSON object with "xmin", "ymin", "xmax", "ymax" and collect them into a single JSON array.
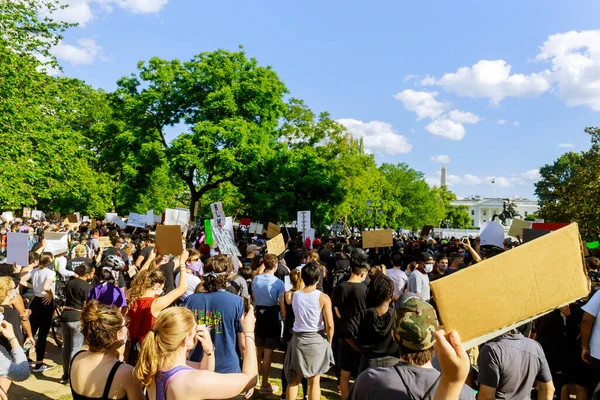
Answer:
[{"xmin": 152, "ymin": 249, "xmax": 189, "ymax": 315}]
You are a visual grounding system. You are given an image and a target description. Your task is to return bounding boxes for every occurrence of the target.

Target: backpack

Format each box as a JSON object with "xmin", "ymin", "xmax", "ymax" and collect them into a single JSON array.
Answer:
[
  {"xmin": 229, "ymin": 275, "xmax": 244, "ymax": 297},
  {"xmin": 330, "ymin": 259, "xmax": 351, "ymax": 291}
]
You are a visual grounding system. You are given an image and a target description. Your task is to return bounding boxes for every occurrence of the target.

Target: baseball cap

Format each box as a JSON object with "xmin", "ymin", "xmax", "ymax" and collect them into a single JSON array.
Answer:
[
  {"xmin": 419, "ymin": 252, "xmax": 434, "ymax": 262},
  {"xmin": 247, "ymin": 244, "xmax": 260, "ymax": 253},
  {"xmin": 394, "ymin": 294, "xmax": 439, "ymax": 351}
]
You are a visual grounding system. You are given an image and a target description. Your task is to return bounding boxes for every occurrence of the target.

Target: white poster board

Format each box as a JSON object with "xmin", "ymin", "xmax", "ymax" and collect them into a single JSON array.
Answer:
[
  {"xmin": 82, "ymin": 216, "xmax": 90, "ymax": 222},
  {"xmin": 127, "ymin": 213, "xmax": 147, "ymax": 228},
  {"xmin": 297, "ymin": 211, "xmax": 311, "ymax": 232},
  {"xmin": 45, "ymin": 232, "xmax": 68, "ymax": 256},
  {"xmin": 249, "ymin": 222, "xmax": 264, "ymax": 235},
  {"xmin": 211, "ymin": 226, "xmax": 241, "ymax": 256},
  {"xmin": 165, "ymin": 208, "xmax": 190, "ymax": 232},
  {"xmin": 6, "ymin": 233, "xmax": 29, "ymax": 266},
  {"xmin": 147, "ymin": 210, "xmax": 154, "ymax": 226},
  {"xmin": 1, "ymin": 212, "xmax": 14, "ymax": 223},
  {"xmin": 211, "ymin": 217, "xmax": 235, "ymax": 241},
  {"xmin": 105, "ymin": 213, "xmax": 118, "ymax": 223},
  {"xmin": 31, "ymin": 210, "xmax": 44, "ymax": 220},
  {"xmin": 211, "ymin": 202, "xmax": 225, "ymax": 220},
  {"xmin": 74, "ymin": 212, "xmax": 81, "ymax": 222},
  {"xmin": 303, "ymin": 228, "xmax": 316, "ymax": 246}
]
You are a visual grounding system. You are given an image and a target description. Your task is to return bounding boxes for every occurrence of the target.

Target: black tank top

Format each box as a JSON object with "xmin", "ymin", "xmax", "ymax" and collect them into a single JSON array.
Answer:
[
  {"xmin": 70, "ymin": 350, "xmax": 127, "ymax": 400},
  {"xmin": 0, "ymin": 305, "xmax": 24, "ymax": 349}
]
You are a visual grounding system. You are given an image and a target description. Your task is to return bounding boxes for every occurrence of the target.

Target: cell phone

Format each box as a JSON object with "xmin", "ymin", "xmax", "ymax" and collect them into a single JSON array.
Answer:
[{"xmin": 243, "ymin": 297, "xmax": 250, "ymax": 314}]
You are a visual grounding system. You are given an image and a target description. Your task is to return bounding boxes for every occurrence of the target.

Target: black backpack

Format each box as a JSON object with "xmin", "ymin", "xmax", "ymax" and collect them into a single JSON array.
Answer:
[{"xmin": 330, "ymin": 259, "xmax": 351, "ymax": 291}]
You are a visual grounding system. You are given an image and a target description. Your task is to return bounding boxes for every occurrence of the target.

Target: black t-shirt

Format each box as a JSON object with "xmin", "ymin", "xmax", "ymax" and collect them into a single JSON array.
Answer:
[
  {"xmin": 332, "ymin": 281, "xmax": 367, "ymax": 324},
  {"xmin": 137, "ymin": 245, "xmax": 154, "ymax": 266},
  {"xmin": 0, "ymin": 306, "xmax": 23, "ymax": 349},
  {"xmin": 66, "ymin": 257, "xmax": 92, "ymax": 272},
  {"xmin": 429, "ymin": 270, "xmax": 446, "ymax": 282},
  {"xmin": 342, "ymin": 307, "xmax": 398, "ymax": 359},
  {"xmin": 275, "ymin": 263, "xmax": 290, "ymax": 282},
  {"xmin": 31, "ymin": 241, "xmax": 43, "ymax": 254},
  {"xmin": 61, "ymin": 278, "xmax": 92, "ymax": 322},
  {"xmin": 159, "ymin": 261, "xmax": 175, "ymax": 294}
]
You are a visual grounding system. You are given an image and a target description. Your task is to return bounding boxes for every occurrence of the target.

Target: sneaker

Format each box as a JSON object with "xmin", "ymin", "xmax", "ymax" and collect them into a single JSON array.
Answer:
[
  {"xmin": 28, "ymin": 359, "xmax": 35, "ymax": 368},
  {"xmin": 259, "ymin": 384, "xmax": 279, "ymax": 394},
  {"xmin": 59, "ymin": 375, "xmax": 68, "ymax": 385},
  {"xmin": 32, "ymin": 363, "xmax": 53, "ymax": 373}
]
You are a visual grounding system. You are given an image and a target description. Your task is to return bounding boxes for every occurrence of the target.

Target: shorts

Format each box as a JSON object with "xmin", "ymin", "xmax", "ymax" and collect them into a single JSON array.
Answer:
[
  {"xmin": 338, "ymin": 337, "xmax": 361, "ymax": 373},
  {"xmin": 255, "ymin": 306, "xmax": 281, "ymax": 349}
]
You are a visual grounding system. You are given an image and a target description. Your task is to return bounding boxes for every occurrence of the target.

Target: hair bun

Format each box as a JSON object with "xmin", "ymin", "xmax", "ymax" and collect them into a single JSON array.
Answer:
[{"xmin": 82, "ymin": 300, "xmax": 101, "ymax": 323}]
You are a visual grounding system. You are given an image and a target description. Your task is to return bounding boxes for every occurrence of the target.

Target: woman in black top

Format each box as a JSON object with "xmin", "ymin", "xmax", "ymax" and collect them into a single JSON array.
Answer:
[{"xmin": 60, "ymin": 263, "xmax": 94, "ymax": 384}]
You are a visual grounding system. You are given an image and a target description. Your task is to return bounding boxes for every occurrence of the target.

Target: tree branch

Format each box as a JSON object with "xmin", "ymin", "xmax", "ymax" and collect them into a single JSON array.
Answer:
[{"xmin": 197, "ymin": 177, "xmax": 231, "ymax": 197}]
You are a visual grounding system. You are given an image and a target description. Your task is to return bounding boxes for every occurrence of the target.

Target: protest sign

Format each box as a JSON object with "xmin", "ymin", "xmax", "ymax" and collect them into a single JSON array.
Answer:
[
  {"xmin": 156, "ymin": 225, "xmax": 184, "ymax": 256},
  {"xmin": 45, "ymin": 232, "xmax": 68, "ymax": 255},
  {"xmin": 211, "ymin": 226, "xmax": 241, "ymax": 256},
  {"xmin": 90, "ymin": 219, "xmax": 97, "ymax": 230},
  {"xmin": 6, "ymin": 233, "xmax": 29, "ymax": 266},
  {"xmin": 66, "ymin": 214, "xmax": 78, "ymax": 223},
  {"xmin": 267, "ymin": 222, "xmax": 281, "ymax": 239},
  {"xmin": 532, "ymin": 222, "xmax": 569, "ymax": 231},
  {"xmin": 211, "ymin": 216, "xmax": 234, "ymax": 240},
  {"xmin": 479, "ymin": 221, "xmax": 505, "ymax": 248},
  {"xmin": 267, "ymin": 233, "xmax": 286, "ymax": 256},
  {"xmin": 22, "ymin": 208, "xmax": 31, "ymax": 218},
  {"xmin": 74, "ymin": 212, "xmax": 81, "ymax": 222},
  {"xmin": 249, "ymin": 222, "xmax": 264, "ymax": 235},
  {"xmin": 588, "ymin": 241, "xmax": 600, "ymax": 249},
  {"xmin": 210, "ymin": 202, "xmax": 225, "ymax": 220},
  {"xmin": 127, "ymin": 213, "xmax": 147, "ymax": 228},
  {"xmin": 297, "ymin": 211, "xmax": 311, "ymax": 232},
  {"xmin": 154, "ymin": 215, "xmax": 162, "ymax": 224},
  {"xmin": 1, "ymin": 212, "xmax": 14, "ymax": 222},
  {"xmin": 147, "ymin": 210, "xmax": 154, "ymax": 226},
  {"xmin": 522, "ymin": 228, "xmax": 551, "ymax": 243},
  {"xmin": 112, "ymin": 217, "xmax": 126, "ymax": 229},
  {"xmin": 165, "ymin": 208, "xmax": 190, "ymax": 232},
  {"xmin": 82, "ymin": 216, "xmax": 90, "ymax": 222},
  {"xmin": 303, "ymin": 228, "xmax": 315, "ymax": 246},
  {"xmin": 98, "ymin": 236, "xmax": 111, "ymax": 248},
  {"xmin": 105, "ymin": 213, "xmax": 117, "ymax": 223},
  {"xmin": 362, "ymin": 229, "xmax": 393, "ymax": 248},
  {"xmin": 31, "ymin": 210, "xmax": 44, "ymax": 220},
  {"xmin": 204, "ymin": 220, "xmax": 213, "ymax": 246},
  {"xmin": 431, "ymin": 223, "xmax": 589, "ymax": 349},
  {"xmin": 240, "ymin": 218, "xmax": 251, "ymax": 227},
  {"xmin": 508, "ymin": 219, "xmax": 532, "ymax": 238},
  {"xmin": 419, "ymin": 225, "xmax": 434, "ymax": 238}
]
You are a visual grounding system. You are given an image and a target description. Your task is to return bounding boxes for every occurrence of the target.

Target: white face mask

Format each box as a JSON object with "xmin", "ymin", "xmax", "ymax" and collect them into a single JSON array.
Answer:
[{"xmin": 424, "ymin": 263, "xmax": 434, "ymax": 273}]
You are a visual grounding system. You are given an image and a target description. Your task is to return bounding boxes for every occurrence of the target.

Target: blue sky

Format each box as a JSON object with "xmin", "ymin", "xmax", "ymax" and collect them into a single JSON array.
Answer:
[{"xmin": 49, "ymin": 0, "xmax": 600, "ymax": 200}]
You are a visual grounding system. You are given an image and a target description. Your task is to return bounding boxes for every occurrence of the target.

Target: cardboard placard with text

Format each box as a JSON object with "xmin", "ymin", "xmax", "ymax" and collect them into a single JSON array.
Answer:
[
  {"xmin": 267, "ymin": 222, "xmax": 281, "ymax": 239},
  {"xmin": 31, "ymin": 210, "xmax": 44, "ymax": 220},
  {"xmin": 508, "ymin": 219, "xmax": 532, "ymax": 238},
  {"xmin": 22, "ymin": 208, "xmax": 32, "ymax": 218},
  {"xmin": 66, "ymin": 214, "xmax": 78, "ymax": 223},
  {"xmin": 430, "ymin": 223, "xmax": 590, "ymax": 350},
  {"xmin": 156, "ymin": 225, "xmax": 184, "ymax": 256},
  {"xmin": 211, "ymin": 226, "xmax": 241, "ymax": 256},
  {"xmin": 98, "ymin": 236, "xmax": 111, "ymax": 249},
  {"xmin": 127, "ymin": 213, "xmax": 147, "ymax": 228},
  {"xmin": 362, "ymin": 229, "xmax": 393, "ymax": 248},
  {"xmin": 267, "ymin": 233, "xmax": 286, "ymax": 256}
]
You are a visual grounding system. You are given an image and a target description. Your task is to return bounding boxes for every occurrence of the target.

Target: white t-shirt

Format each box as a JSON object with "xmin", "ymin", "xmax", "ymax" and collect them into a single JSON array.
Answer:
[
  {"xmin": 175, "ymin": 272, "xmax": 201, "ymax": 301},
  {"xmin": 582, "ymin": 290, "xmax": 600, "ymax": 359},
  {"xmin": 31, "ymin": 268, "xmax": 56, "ymax": 297},
  {"xmin": 386, "ymin": 268, "xmax": 408, "ymax": 299},
  {"xmin": 407, "ymin": 269, "xmax": 430, "ymax": 301}
]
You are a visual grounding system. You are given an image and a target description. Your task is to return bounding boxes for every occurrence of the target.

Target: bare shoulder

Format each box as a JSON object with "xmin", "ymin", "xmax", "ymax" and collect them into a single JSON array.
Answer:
[
  {"xmin": 319, "ymin": 292, "xmax": 331, "ymax": 304},
  {"xmin": 168, "ymin": 370, "xmax": 210, "ymax": 398}
]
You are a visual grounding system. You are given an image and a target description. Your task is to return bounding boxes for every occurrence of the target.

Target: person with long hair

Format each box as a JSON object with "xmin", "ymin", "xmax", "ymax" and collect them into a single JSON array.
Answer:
[
  {"xmin": 19, "ymin": 252, "xmax": 55, "ymax": 372},
  {"xmin": 70, "ymin": 300, "xmax": 144, "ymax": 400},
  {"xmin": 279, "ymin": 269, "xmax": 308, "ymax": 400},
  {"xmin": 125, "ymin": 249, "xmax": 188, "ymax": 365},
  {"xmin": 284, "ymin": 262, "xmax": 335, "ymax": 400},
  {"xmin": 59, "ymin": 263, "xmax": 94, "ymax": 384},
  {"xmin": 135, "ymin": 306, "xmax": 258, "ymax": 399}
]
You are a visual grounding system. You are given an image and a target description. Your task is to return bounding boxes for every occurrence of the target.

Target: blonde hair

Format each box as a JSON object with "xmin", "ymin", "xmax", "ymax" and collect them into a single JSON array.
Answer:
[
  {"xmin": 135, "ymin": 307, "xmax": 196, "ymax": 387},
  {"xmin": 0, "ymin": 277, "xmax": 14, "ymax": 303},
  {"xmin": 289, "ymin": 269, "xmax": 303, "ymax": 291}
]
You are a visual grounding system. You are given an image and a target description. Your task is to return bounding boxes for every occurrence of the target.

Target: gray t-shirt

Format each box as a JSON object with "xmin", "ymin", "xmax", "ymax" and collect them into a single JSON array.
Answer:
[
  {"xmin": 407, "ymin": 270, "xmax": 430, "ymax": 301},
  {"xmin": 348, "ymin": 362, "xmax": 474, "ymax": 400},
  {"xmin": 477, "ymin": 333, "xmax": 552, "ymax": 400}
]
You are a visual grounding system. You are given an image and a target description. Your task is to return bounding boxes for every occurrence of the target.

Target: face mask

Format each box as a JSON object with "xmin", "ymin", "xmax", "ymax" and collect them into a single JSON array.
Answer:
[
  {"xmin": 439, "ymin": 263, "xmax": 448, "ymax": 271},
  {"xmin": 424, "ymin": 263, "xmax": 434, "ymax": 273},
  {"xmin": 255, "ymin": 250, "xmax": 260, "ymax": 256},
  {"xmin": 188, "ymin": 261, "xmax": 202, "ymax": 271}
]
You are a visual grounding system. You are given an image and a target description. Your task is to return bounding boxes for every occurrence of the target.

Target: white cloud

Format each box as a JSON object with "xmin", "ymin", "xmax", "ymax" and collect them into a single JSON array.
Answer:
[
  {"xmin": 431, "ymin": 155, "xmax": 451, "ymax": 164},
  {"xmin": 498, "ymin": 119, "xmax": 506, "ymax": 125},
  {"xmin": 49, "ymin": 0, "xmax": 168, "ymax": 26},
  {"xmin": 520, "ymin": 169, "xmax": 541, "ymax": 182},
  {"xmin": 424, "ymin": 109, "xmax": 481, "ymax": 140},
  {"xmin": 51, "ymin": 38, "xmax": 102, "ymax": 65},
  {"xmin": 422, "ymin": 60, "xmax": 551, "ymax": 104},
  {"xmin": 513, "ymin": 121, "xmax": 520, "ymax": 126},
  {"xmin": 50, "ymin": 0, "xmax": 95, "ymax": 26},
  {"xmin": 403, "ymin": 74, "xmax": 419, "ymax": 82},
  {"xmin": 394, "ymin": 90, "xmax": 451, "ymax": 120},
  {"xmin": 536, "ymin": 30, "xmax": 600, "ymax": 111},
  {"xmin": 427, "ymin": 169, "xmax": 540, "ymax": 188},
  {"xmin": 419, "ymin": 75, "xmax": 436, "ymax": 86},
  {"xmin": 559, "ymin": 143, "xmax": 575, "ymax": 148},
  {"xmin": 115, "ymin": 0, "xmax": 168, "ymax": 13},
  {"xmin": 337, "ymin": 119, "xmax": 412, "ymax": 155}
]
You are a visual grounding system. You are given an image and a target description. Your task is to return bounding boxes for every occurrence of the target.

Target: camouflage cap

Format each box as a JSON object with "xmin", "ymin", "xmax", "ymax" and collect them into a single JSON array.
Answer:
[{"xmin": 394, "ymin": 296, "xmax": 439, "ymax": 351}]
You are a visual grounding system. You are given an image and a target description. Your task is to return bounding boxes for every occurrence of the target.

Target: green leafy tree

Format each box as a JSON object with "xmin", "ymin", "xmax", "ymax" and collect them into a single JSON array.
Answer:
[{"xmin": 432, "ymin": 186, "xmax": 472, "ymax": 228}]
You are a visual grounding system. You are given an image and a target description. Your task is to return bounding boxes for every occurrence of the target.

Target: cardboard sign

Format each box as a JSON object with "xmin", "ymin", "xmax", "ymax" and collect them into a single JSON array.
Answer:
[
  {"xmin": 431, "ymin": 223, "xmax": 589, "ymax": 350},
  {"xmin": 127, "ymin": 213, "xmax": 147, "ymax": 228},
  {"xmin": 98, "ymin": 236, "xmax": 111, "ymax": 249},
  {"xmin": 267, "ymin": 233, "xmax": 286, "ymax": 256},
  {"xmin": 45, "ymin": 232, "xmax": 68, "ymax": 255},
  {"xmin": 1, "ymin": 212, "xmax": 14, "ymax": 222},
  {"xmin": 267, "ymin": 222, "xmax": 281, "ymax": 239},
  {"xmin": 297, "ymin": 211, "xmax": 311, "ymax": 232},
  {"xmin": 362, "ymin": 229, "xmax": 393, "ymax": 248},
  {"xmin": 65, "ymin": 214, "xmax": 77, "ymax": 223},
  {"xmin": 211, "ymin": 226, "xmax": 241, "ymax": 256},
  {"xmin": 6, "ymin": 233, "xmax": 29, "ymax": 266},
  {"xmin": 165, "ymin": 208, "xmax": 190, "ymax": 232},
  {"xmin": 532, "ymin": 222, "xmax": 569, "ymax": 231},
  {"xmin": 523, "ymin": 228, "xmax": 551, "ymax": 243},
  {"xmin": 31, "ymin": 210, "xmax": 44, "ymax": 220},
  {"xmin": 508, "ymin": 219, "xmax": 532, "ymax": 238},
  {"xmin": 210, "ymin": 202, "xmax": 225, "ymax": 220},
  {"xmin": 22, "ymin": 208, "xmax": 32, "ymax": 218},
  {"xmin": 90, "ymin": 219, "xmax": 97, "ymax": 230},
  {"xmin": 156, "ymin": 225, "xmax": 184, "ymax": 256},
  {"xmin": 420, "ymin": 225, "xmax": 434, "ymax": 238},
  {"xmin": 147, "ymin": 210, "xmax": 154, "ymax": 226}
]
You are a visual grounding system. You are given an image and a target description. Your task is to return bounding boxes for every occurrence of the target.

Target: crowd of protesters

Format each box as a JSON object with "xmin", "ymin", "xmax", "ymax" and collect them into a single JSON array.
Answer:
[{"xmin": 0, "ymin": 215, "xmax": 598, "ymax": 400}]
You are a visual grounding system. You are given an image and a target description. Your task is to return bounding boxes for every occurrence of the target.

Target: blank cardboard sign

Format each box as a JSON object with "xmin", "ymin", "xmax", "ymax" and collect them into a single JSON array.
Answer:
[
  {"xmin": 430, "ymin": 223, "xmax": 589, "ymax": 350},
  {"xmin": 362, "ymin": 229, "xmax": 393, "ymax": 248},
  {"xmin": 156, "ymin": 225, "xmax": 183, "ymax": 256}
]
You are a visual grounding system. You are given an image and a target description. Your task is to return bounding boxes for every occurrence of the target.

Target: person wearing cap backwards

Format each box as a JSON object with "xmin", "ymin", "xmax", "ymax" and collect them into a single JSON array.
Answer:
[
  {"xmin": 348, "ymin": 293, "xmax": 474, "ymax": 400},
  {"xmin": 407, "ymin": 252, "xmax": 434, "ymax": 302}
]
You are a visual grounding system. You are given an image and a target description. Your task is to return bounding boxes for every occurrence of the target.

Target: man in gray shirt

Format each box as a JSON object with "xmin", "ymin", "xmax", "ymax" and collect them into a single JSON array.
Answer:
[
  {"xmin": 477, "ymin": 329, "xmax": 554, "ymax": 400},
  {"xmin": 406, "ymin": 252, "xmax": 433, "ymax": 301},
  {"xmin": 349, "ymin": 293, "xmax": 474, "ymax": 400}
]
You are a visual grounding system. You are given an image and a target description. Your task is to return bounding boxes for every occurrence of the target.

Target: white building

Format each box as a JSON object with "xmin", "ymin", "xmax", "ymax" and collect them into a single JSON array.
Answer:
[{"xmin": 451, "ymin": 196, "xmax": 540, "ymax": 228}]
